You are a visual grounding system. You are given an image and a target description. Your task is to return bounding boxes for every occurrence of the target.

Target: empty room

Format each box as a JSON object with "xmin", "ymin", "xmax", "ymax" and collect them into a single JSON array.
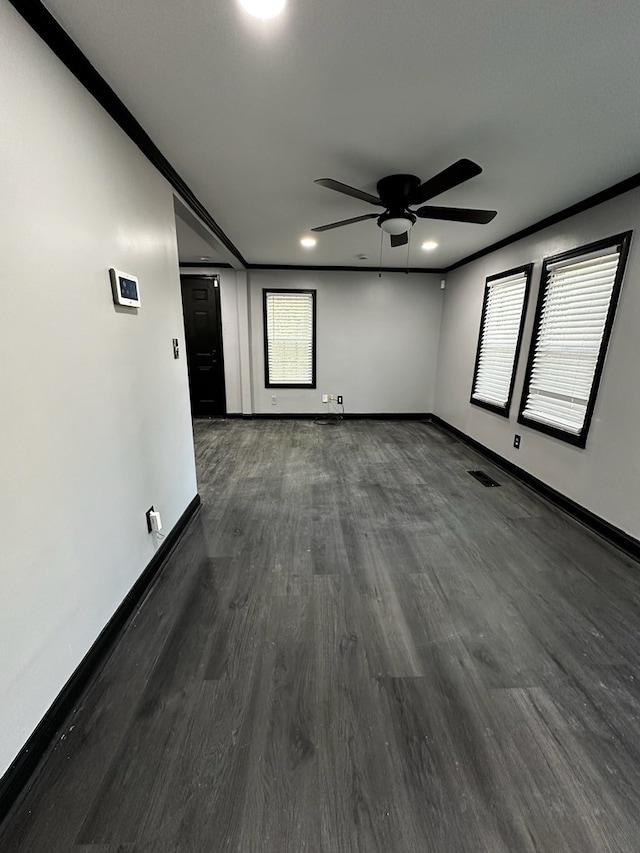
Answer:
[{"xmin": 2, "ymin": 1, "xmax": 640, "ymax": 851}]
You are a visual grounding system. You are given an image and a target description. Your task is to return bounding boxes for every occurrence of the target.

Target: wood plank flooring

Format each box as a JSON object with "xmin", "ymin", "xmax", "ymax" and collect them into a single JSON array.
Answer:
[{"xmin": 2, "ymin": 419, "xmax": 640, "ymax": 852}]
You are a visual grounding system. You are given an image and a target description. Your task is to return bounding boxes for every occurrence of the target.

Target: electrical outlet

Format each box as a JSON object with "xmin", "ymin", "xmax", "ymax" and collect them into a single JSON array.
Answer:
[
  {"xmin": 337, "ymin": 395, "xmax": 343, "ymax": 405},
  {"xmin": 271, "ymin": 395, "xmax": 277, "ymax": 405},
  {"xmin": 172, "ymin": 338, "xmax": 179, "ymax": 359},
  {"xmin": 514, "ymin": 434, "xmax": 521, "ymax": 449}
]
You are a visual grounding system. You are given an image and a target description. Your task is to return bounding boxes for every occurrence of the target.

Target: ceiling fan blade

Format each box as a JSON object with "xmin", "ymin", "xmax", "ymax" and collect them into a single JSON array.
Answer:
[
  {"xmin": 390, "ymin": 231, "xmax": 409, "ymax": 247},
  {"xmin": 311, "ymin": 213, "xmax": 379, "ymax": 232},
  {"xmin": 315, "ymin": 178, "xmax": 383, "ymax": 206},
  {"xmin": 411, "ymin": 159, "xmax": 483, "ymax": 205},
  {"xmin": 415, "ymin": 205, "xmax": 497, "ymax": 224}
]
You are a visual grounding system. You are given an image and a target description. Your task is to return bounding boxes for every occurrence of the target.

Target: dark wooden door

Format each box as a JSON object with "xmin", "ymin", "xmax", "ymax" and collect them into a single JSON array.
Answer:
[{"xmin": 180, "ymin": 275, "xmax": 226, "ymax": 417}]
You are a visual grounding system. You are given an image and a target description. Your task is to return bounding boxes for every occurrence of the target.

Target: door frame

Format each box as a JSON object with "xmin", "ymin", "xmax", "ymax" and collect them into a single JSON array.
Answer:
[{"xmin": 180, "ymin": 273, "xmax": 227, "ymax": 417}]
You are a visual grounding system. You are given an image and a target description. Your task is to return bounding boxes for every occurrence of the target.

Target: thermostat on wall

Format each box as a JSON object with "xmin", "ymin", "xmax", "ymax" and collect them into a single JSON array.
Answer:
[{"xmin": 110, "ymin": 268, "xmax": 141, "ymax": 307}]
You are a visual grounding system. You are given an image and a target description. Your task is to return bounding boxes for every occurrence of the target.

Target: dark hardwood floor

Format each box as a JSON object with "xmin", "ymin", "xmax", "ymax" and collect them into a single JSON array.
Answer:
[{"xmin": 2, "ymin": 419, "xmax": 640, "ymax": 851}]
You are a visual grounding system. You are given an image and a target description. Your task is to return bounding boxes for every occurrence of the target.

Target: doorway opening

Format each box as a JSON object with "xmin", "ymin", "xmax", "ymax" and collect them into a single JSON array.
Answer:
[{"xmin": 180, "ymin": 274, "xmax": 227, "ymax": 417}]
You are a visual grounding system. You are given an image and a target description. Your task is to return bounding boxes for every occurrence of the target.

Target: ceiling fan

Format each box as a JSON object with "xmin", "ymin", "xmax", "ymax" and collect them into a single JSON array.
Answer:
[{"xmin": 312, "ymin": 158, "xmax": 497, "ymax": 247}]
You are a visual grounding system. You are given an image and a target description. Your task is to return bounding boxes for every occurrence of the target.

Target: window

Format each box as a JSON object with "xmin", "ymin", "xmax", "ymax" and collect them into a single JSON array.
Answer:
[
  {"xmin": 263, "ymin": 289, "xmax": 316, "ymax": 388},
  {"xmin": 470, "ymin": 264, "xmax": 533, "ymax": 417},
  {"xmin": 518, "ymin": 232, "xmax": 632, "ymax": 447}
]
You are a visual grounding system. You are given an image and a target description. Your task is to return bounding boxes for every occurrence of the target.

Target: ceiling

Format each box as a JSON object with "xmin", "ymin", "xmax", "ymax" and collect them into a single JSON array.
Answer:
[{"xmin": 43, "ymin": 0, "xmax": 640, "ymax": 270}]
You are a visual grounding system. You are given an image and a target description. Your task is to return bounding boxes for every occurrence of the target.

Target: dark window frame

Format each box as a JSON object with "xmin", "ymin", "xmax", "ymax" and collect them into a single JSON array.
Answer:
[
  {"xmin": 470, "ymin": 263, "xmax": 533, "ymax": 418},
  {"xmin": 517, "ymin": 231, "xmax": 632, "ymax": 448},
  {"xmin": 263, "ymin": 288, "xmax": 317, "ymax": 389}
]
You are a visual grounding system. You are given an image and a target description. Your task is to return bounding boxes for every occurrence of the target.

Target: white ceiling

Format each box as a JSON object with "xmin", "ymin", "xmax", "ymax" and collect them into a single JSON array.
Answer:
[{"xmin": 45, "ymin": 0, "xmax": 640, "ymax": 269}]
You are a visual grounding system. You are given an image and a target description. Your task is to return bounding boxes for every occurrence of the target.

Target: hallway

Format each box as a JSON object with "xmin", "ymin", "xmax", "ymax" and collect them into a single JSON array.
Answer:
[{"xmin": 2, "ymin": 420, "xmax": 640, "ymax": 851}]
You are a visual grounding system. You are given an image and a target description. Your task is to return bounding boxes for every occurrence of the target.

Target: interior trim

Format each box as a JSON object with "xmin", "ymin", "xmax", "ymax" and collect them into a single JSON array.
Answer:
[
  {"xmin": 10, "ymin": 2, "xmax": 640, "ymax": 277},
  {"xmin": 263, "ymin": 289, "xmax": 317, "ymax": 389},
  {"xmin": 0, "ymin": 493, "xmax": 202, "ymax": 824},
  {"xmin": 429, "ymin": 416, "xmax": 640, "ymax": 562},
  {"xmin": 7, "ymin": 0, "xmax": 248, "ymax": 269},
  {"xmin": 516, "ymin": 232, "xmax": 633, "ymax": 448},
  {"xmin": 224, "ymin": 413, "xmax": 433, "ymax": 420},
  {"xmin": 247, "ymin": 264, "xmax": 442, "ymax": 274},
  {"xmin": 445, "ymin": 173, "xmax": 640, "ymax": 273},
  {"xmin": 469, "ymin": 263, "xmax": 534, "ymax": 418},
  {"xmin": 181, "ymin": 263, "xmax": 439, "ymax": 275},
  {"xmin": 180, "ymin": 262, "xmax": 233, "ymax": 269}
]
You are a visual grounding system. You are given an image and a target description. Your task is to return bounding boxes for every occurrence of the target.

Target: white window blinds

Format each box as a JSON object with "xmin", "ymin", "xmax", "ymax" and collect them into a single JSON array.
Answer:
[
  {"xmin": 520, "ymin": 242, "xmax": 625, "ymax": 439},
  {"xmin": 471, "ymin": 267, "xmax": 530, "ymax": 413},
  {"xmin": 265, "ymin": 290, "xmax": 315, "ymax": 386}
]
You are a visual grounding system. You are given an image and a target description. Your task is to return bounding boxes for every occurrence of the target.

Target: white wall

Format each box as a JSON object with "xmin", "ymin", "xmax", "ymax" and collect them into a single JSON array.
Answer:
[
  {"xmin": 0, "ymin": 5, "xmax": 197, "ymax": 777},
  {"xmin": 249, "ymin": 270, "xmax": 443, "ymax": 414},
  {"xmin": 435, "ymin": 187, "xmax": 640, "ymax": 539}
]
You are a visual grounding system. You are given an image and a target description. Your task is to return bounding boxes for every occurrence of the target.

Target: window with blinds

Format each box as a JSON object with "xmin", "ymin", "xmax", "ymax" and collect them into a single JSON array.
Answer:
[
  {"xmin": 518, "ymin": 232, "xmax": 632, "ymax": 447},
  {"xmin": 263, "ymin": 289, "xmax": 316, "ymax": 388},
  {"xmin": 470, "ymin": 265, "xmax": 533, "ymax": 416}
]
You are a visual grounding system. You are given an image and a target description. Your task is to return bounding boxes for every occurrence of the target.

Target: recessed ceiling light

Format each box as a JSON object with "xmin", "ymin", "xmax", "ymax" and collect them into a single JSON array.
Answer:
[
  {"xmin": 239, "ymin": 0, "xmax": 286, "ymax": 19},
  {"xmin": 421, "ymin": 241, "xmax": 439, "ymax": 251},
  {"xmin": 300, "ymin": 237, "xmax": 317, "ymax": 248},
  {"xmin": 200, "ymin": 256, "xmax": 212, "ymax": 261}
]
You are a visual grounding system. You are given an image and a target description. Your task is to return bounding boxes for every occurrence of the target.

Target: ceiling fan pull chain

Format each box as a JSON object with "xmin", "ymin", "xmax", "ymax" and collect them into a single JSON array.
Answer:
[
  {"xmin": 405, "ymin": 228, "xmax": 411, "ymax": 274},
  {"xmin": 378, "ymin": 228, "xmax": 384, "ymax": 278}
]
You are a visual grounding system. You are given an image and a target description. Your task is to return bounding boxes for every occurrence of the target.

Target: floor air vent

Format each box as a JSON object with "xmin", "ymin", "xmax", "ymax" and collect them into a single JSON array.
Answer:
[{"xmin": 468, "ymin": 470, "xmax": 501, "ymax": 487}]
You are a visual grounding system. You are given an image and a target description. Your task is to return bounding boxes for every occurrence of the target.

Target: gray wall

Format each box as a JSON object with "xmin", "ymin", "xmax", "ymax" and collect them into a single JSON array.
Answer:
[
  {"xmin": 249, "ymin": 270, "xmax": 443, "ymax": 414},
  {"xmin": 0, "ymin": 5, "xmax": 197, "ymax": 777},
  {"xmin": 435, "ymin": 187, "xmax": 640, "ymax": 539}
]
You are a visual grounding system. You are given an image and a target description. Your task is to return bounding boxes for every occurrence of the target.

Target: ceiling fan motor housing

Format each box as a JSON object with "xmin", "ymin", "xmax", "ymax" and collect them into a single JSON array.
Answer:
[
  {"xmin": 376, "ymin": 174, "xmax": 421, "ymax": 233},
  {"xmin": 376, "ymin": 174, "xmax": 422, "ymax": 208}
]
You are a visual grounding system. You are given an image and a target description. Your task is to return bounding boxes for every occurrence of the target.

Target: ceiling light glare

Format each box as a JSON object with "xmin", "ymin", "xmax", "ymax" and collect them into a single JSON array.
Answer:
[
  {"xmin": 300, "ymin": 237, "xmax": 317, "ymax": 248},
  {"xmin": 239, "ymin": 0, "xmax": 286, "ymax": 19},
  {"xmin": 421, "ymin": 241, "xmax": 438, "ymax": 251}
]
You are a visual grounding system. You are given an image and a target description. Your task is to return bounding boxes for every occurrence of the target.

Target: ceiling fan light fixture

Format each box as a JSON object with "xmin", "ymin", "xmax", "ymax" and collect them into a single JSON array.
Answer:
[
  {"xmin": 379, "ymin": 216, "xmax": 415, "ymax": 236},
  {"xmin": 312, "ymin": 161, "xmax": 495, "ymax": 241},
  {"xmin": 238, "ymin": 0, "xmax": 285, "ymax": 19}
]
